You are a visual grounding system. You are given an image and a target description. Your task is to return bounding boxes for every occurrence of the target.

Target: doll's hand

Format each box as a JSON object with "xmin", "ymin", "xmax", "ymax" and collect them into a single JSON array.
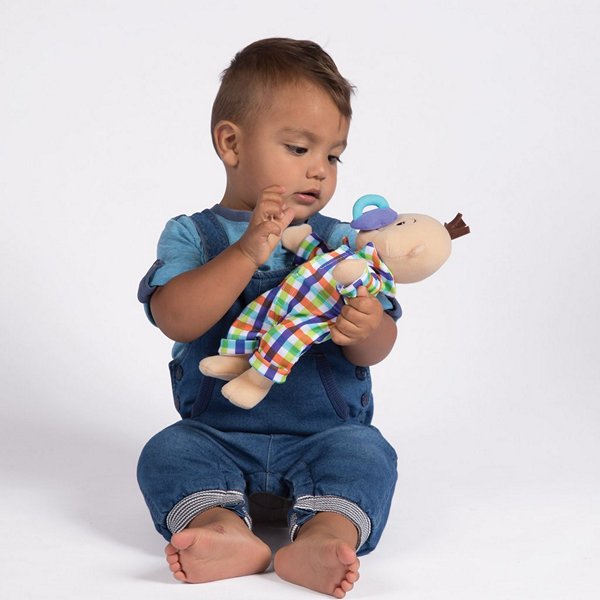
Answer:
[
  {"xmin": 236, "ymin": 185, "xmax": 296, "ymax": 267},
  {"xmin": 330, "ymin": 287, "xmax": 384, "ymax": 347}
]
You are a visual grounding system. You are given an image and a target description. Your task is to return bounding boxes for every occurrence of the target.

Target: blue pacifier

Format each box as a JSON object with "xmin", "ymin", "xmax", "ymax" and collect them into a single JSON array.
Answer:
[{"xmin": 350, "ymin": 194, "xmax": 398, "ymax": 230}]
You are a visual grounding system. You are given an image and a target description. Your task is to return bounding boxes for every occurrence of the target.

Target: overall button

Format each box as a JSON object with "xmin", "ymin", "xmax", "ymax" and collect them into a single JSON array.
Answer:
[
  {"xmin": 355, "ymin": 367, "xmax": 367, "ymax": 380},
  {"xmin": 360, "ymin": 393, "xmax": 371, "ymax": 407}
]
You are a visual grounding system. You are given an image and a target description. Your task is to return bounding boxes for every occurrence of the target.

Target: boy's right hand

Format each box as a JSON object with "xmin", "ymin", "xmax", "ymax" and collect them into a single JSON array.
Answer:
[{"xmin": 235, "ymin": 185, "xmax": 296, "ymax": 267}]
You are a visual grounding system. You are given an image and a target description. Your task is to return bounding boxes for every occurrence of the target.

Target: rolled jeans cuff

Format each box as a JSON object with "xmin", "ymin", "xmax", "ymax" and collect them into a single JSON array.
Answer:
[
  {"xmin": 166, "ymin": 490, "xmax": 252, "ymax": 534},
  {"xmin": 289, "ymin": 495, "xmax": 372, "ymax": 551}
]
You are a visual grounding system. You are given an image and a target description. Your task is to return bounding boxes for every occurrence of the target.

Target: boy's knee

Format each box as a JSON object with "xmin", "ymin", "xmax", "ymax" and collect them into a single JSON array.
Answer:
[
  {"xmin": 138, "ymin": 424, "xmax": 183, "ymax": 470},
  {"xmin": 316, "ymin": 425, "xmax": 397, "ymax": 477}
]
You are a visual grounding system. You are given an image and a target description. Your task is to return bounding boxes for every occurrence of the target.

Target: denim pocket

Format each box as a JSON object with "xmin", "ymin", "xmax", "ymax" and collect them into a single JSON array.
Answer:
[
  {"xmin": 314, "ymin": 353, "xmax": 350, "ymax": 420},
  {"xmin": 191, "ymin": 376, "xmax": 215, "ymax": 418}
]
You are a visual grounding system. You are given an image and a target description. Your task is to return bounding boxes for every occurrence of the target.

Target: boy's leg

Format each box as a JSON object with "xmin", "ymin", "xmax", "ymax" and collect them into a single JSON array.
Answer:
[
  {"xmin": 137, "ymin": 421, "xmax": 271, "ymax": 583},
  {"xmin": 274, "ymin": 424, "xmax": 397, "ymax": 597}
]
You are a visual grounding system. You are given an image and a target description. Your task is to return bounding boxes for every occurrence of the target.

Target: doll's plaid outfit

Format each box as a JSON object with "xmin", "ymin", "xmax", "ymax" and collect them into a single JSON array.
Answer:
[{"xmin": 218, "ymin": 233, "xmax": 396, "ymax": 383}]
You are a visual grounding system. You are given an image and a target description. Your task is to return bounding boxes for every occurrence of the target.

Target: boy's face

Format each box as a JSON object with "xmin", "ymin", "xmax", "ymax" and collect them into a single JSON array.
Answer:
[{"xmin": 225, "ymin": 80, "xmax": 350, "ymax": 221}]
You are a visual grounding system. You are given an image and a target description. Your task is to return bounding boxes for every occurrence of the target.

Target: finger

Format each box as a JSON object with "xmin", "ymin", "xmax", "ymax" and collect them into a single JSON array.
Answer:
[
  {"xmin": 262, "ymin": 184, "xmax": 286, "ymax": 195},
  {"xmin": 260, "ymin": 203, "xmax": 295, "ymax": 233},
  {"xmin": 258, "ymin": 185, "xmax": 286, "ymax": 205},
  {"xmin": 279, "ymin": 204, "xmax": 296, "ymax": 229},
  {"xmin": 258, "ymin": 219, "xmax": 285, "ymax": 240},
  {"xmin": 330, "ymin": 326, "xmax": 354, "ymax": 346},
  {"xmin": 339, "ymin": 304, "xmax": 383, "ymax": 339},
  {"xmin": 343, "ymin": 298, "xmax": 368, "ymax": 317},
  {"xmin": 345, "ymin": 294, "xmax": 382, "ymax": 317},
  {"xmin": 258, "ymin": 199, "xmax": 286, "ymax": 222},
  {"xmin": 255, "ymin": 186, "xmax": 287, "ymax": 220},
  {"xmin": 333, "ymin": 314, "xmax": 362, "ymax": 338}
]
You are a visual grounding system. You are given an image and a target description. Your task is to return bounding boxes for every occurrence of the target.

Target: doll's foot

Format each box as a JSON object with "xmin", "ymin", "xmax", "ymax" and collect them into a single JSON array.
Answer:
[
  {"xmin": 274, "ymin": 513, "xmax": 360, "ymax": 598},
  {"xmin": 281, "ymin": 223, "xmax": 313, "ymax": 252},
  {"xmin": 165, "ymin": 507, "xmax": 272, "ymax": 583},
  {"xmin": 221, "ymin": 368, "xmax": 274, "ymax": 409},
  {"xmin": 199, "ymin": 355, "xmax": 250, "ymax": 381}
]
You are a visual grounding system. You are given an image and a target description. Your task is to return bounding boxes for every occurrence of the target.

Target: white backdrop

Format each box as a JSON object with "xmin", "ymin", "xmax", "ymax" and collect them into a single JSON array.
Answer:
[{"xmin": 1, "ymin": 1, "xmax": 599, "ymax": 598}]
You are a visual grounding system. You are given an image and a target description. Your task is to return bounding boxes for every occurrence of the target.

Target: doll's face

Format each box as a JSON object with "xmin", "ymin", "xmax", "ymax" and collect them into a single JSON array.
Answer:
[{"xmin": 356, "ymin": 214, "xmax": 452, "ymax": 283}]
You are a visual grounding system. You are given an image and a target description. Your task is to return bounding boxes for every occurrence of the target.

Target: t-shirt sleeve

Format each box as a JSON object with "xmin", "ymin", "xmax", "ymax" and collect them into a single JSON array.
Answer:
[{"xmin": 137, "ymin": 215, "xmax": 205, "ymax": 324}]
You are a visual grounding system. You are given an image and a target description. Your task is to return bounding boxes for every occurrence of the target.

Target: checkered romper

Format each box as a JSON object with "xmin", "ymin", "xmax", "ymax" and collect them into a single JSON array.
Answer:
[{"xmin": 218, "ymin": 233, "xmax": 396, "ymax": 383}]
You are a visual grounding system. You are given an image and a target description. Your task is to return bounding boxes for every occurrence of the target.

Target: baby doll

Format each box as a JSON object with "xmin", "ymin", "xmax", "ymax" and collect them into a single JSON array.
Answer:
[{"xmin": 200, "ymin": 195, "xmax": 469, "ymax": 409}]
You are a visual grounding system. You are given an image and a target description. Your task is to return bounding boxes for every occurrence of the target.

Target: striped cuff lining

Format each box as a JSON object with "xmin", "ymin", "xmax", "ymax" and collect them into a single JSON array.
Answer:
[
  {"xmin": 166, "ymin": 490, "xmax": 251, "ymax": 534},
  {"xmin": 289, "ymin": 495, "xmax": 372, "ymax": 550}
]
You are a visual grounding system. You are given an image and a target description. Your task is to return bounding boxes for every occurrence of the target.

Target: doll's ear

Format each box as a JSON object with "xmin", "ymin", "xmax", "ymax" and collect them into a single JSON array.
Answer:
[
  {"xmin": 409, "ymin": 245, "xmax": 425, "ymax": 258},
  {"xmin": 213, "ymin": 120, "xmax": 241, "ymax": 167}
]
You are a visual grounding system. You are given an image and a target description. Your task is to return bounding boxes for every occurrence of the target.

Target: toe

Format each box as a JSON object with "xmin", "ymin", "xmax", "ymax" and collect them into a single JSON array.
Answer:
[
  {"xmin": 170, "ymin": 530, "xmax": 196, "ymax": 551},
  {"xmin": 165, "ymin": 543, "xmax": 178, "ymax": 556},
  {"xmin": 173, "ymin": 569, "xmax": 187, "ymax": 582},
  {"xmin": 336, "ymin": 542, "xmax": 358, "ymax": 567}
]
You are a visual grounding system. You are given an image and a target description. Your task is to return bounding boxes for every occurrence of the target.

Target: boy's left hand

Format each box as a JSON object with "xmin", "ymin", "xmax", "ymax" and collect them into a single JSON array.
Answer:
[{"xmin": 330, "ymin": 287, "xmax": 383, "ymax": 346}]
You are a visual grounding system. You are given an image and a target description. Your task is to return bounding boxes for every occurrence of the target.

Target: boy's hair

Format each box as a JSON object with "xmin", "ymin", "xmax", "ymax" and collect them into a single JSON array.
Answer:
[{"xmin": 211, "ymin": 38, "xmax": 354, "ymax": 138}]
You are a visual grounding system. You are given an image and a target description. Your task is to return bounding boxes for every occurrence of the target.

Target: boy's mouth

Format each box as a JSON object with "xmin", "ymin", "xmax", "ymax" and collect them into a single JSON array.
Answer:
[{"xmin": 294, "ymin": 189, "xmax": 321, "ymax": 204}]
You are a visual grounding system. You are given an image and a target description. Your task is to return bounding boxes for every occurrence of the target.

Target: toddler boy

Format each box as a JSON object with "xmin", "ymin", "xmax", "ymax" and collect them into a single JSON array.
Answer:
[{"xmin": 137, "ymin": 38, "xmax": 399, "ymax": 598}]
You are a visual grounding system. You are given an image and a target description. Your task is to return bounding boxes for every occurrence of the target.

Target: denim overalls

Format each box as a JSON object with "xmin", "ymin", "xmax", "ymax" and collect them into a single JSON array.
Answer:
[{"xmin": 137, "ymin": 209, "xmax": 399, "ymax": 555}]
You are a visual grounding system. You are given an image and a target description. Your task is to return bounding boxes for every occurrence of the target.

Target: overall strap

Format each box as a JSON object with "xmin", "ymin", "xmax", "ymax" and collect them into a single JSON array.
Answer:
[
  {"xmin": 189, "ymin": 209, "xmax": 231, "ymax": 261},
  {"xmin": 307, "ymin": 212, "xmax": 341, "ymax": 243}
]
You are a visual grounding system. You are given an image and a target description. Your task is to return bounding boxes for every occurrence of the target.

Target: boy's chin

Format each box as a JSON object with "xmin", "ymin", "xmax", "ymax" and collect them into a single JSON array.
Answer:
[{"xmin": 288, "ymin": 201, "xmax": 328, "ymax": 223}]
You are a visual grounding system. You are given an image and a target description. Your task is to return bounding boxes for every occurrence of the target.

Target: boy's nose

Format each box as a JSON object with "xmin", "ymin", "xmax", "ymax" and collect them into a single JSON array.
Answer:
[{"xmin": 306, "ymin": 160, "xmax": 327, "ymax": 180}]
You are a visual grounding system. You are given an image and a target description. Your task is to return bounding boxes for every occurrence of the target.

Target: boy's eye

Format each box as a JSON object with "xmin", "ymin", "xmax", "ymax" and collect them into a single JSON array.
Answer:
[
  {"xmin": 286, "ymin": 145, "xmax": 307, "ymax": 156},
  {"xmin": 328, "ymin": 155, "xmax": 342, "ymax": 164}
]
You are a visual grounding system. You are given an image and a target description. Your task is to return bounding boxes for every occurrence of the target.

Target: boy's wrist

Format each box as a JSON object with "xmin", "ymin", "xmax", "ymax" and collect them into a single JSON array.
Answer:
[{"xmin": 231, "ymin": 240, "xmax": 264, "ymax": 270}]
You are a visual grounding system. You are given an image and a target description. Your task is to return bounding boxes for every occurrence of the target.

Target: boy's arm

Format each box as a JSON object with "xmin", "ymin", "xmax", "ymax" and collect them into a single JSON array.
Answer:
[
  {"xmin": 330, "ymin": 287, "xmax": 397, "ymax": 366},
  {"xmin": 151, "ymin": 186, "xmax": 294, "ymax": 342}
]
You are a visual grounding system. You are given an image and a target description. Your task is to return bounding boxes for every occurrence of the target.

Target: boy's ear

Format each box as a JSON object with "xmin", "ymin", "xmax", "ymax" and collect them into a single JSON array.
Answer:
[{"xmin": 213, "ymin": 120, "xmax": 241, "ymax": 167}]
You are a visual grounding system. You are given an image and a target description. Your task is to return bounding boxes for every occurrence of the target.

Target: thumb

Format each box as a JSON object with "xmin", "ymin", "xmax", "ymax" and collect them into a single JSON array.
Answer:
[
  {"xmin": 356, "ymin": 286, "xmax": 369, "ymax": 297},
  {"xmin": 280, "ymin": 204, "xmax": 296, "ymax": 229}
]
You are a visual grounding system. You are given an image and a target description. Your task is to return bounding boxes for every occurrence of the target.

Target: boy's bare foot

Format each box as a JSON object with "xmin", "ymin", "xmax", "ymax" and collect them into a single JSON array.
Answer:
[
  {"xmin": 274, "ymin": 512, "xmax": 361, "ymax": 598},
  {"xmin": 165, "ymin": 507, "xmax": 271, "ymax": 583}
]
